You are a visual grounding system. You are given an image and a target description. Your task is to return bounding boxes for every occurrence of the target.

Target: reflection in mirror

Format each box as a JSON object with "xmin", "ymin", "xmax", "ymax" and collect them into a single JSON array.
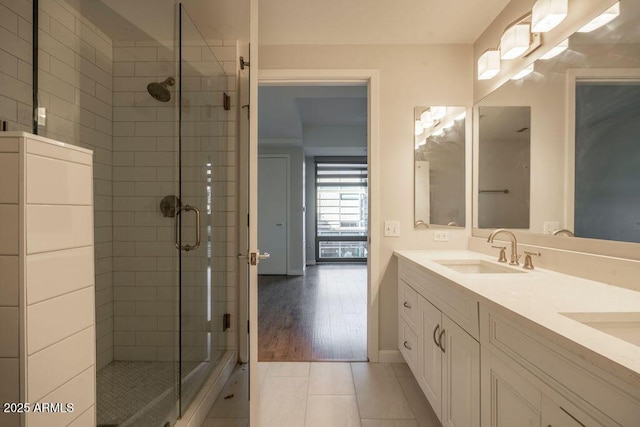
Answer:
[
  {"xmin": 414, "ymin": 106, "xmax": 466, "ymax": 228},
  {"xmin": 477, "ymin": 106, "xmax": 530, "ymax": 229},
  {"xmin": 575, "ymin": 82, "xmax": 640, "ymax": 243},
  {"xmin": 473, "ymin": 1, "xmax": 640, "ymax": 245}
]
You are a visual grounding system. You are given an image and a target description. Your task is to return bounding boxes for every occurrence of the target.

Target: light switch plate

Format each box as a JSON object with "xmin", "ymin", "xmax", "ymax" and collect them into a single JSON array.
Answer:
[
  {"xmin": 433, "ymin": 231, "xmax": 449, "ymax": 242},
  {"xmin": 384, "ymin": 221, "xmax": 400, "ymax": 237}
]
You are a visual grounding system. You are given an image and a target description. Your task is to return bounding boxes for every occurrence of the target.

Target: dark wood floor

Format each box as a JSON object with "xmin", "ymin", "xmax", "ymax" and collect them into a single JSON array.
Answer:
[{"xmin": 258, "ymin": 264, "xmax": 367, "ymax": 361}]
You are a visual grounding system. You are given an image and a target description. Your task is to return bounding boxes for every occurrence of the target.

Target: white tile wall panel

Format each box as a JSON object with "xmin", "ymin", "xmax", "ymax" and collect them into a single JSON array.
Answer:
[
  {"xmin": 26, "ymin": 366, "xmax": 94, "ymax": 427},
  {"xmin": 0, "ymin": 307, "xmax": 18, "ymax": 358},
  {"xmin": 26, "ymin": 205, "xmax": 93, "ymax": 254},
  {"xmin": 26, "ymin": 155, "xmax": 92, "ymax": 205},
  {"xmin": 27, "ymin": 287, "xmax": 94, "ymax": 354},
  {"xmin": 0, "ymin": 205, "xmax": 19, "ymax": 255},
  {"xmin": 0, "ymin": 153, "xmax": 19, "ymax": 203},
  {"xmin": 27, "ymin": 326, "xmax": 95, "ymax": 402},
  {"xmin": 26, "ymin": 246, "xmax": 94, "ymax": 304}
]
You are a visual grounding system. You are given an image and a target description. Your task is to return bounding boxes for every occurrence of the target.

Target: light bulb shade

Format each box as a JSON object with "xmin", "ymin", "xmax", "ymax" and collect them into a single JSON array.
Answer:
[
  {"xmin": 414, "ymin": 120, "xmax": 423, "ymax": 135},
  {"xmin": 478, "ymin": 50, "xmax": 501, "ymax": 80},
  {"xmin": 578, "ymin": 2, "xmax": 619, "ymax": 33},
  {"xmin": 540, "ymin": 38, "xmax": 569, "ymax": 59},
  {"xmin": 501, "ymin": 24, "xmax": 531, "ymax": 59},
  {"xmin": 532, "ymin": 0, "xmax": 568, "ymax": 32},
  {"xmin": 420, "ymin": 110, "xmax": 434, "ymax": 128},
  {"xmin": 511, "ymin": 63, "xmax": 534, "ymax": 80},
  {"xmin": 430, "ymin": 106, "xmax": 446, "ymax": 121}
]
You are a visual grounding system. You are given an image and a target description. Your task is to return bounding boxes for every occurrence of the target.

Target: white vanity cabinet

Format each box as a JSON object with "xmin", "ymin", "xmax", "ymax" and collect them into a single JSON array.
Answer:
[{"xmin": 398, "ymin": 259, "xmax": 480, "ymax": 427}]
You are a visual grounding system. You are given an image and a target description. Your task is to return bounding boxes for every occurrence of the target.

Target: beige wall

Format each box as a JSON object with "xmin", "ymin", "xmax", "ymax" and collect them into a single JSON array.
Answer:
[{"xmin": 259, "ymin": 44, "xmax": 473, "ymax": 351}]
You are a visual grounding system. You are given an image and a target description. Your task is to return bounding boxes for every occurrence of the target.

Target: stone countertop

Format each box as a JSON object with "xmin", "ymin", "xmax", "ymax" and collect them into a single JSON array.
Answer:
[{"xmin": 394, "ymin": 249, "xmax": 640, "ymax": 389}]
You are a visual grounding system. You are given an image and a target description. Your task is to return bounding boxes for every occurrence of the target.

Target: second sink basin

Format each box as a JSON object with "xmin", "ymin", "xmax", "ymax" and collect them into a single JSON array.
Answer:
[
  {"xmin": 433, "ymin": 259, "xmax": 524, "ymax": 274},
  {"xmin": 560, "ymin": 312, "xmax": 640, "ymax": 347}
]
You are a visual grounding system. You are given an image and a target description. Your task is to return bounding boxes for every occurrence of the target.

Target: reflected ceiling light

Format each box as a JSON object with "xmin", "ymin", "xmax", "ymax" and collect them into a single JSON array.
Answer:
[
  {"xmin": 501, "ymin": 24, "xmax": 531, "ymax": 59},
  {"xmin": 511, "ymin": 63, "xmax": 534, "ymax": 80},
  {"xmin": 578, "ymin": 2, "xmax": 619, "ymax": 33},
  {"xmin": 416, "ymin": 138, "xmax": 427, "ymax": 147},
  {"xmin": 430, "ymin": 106, "xmax": 447, "ymax": 121},
  {"xmin": 443, "ymin": 121, "xmax": 454, "ymax": 129},
  {"xmin": 433, "ymin": 129, "xmax": 444, "ymax": 137},
  {"xmin": 454, "ymin": 111, "xmax": 467, "ymax": 121},
  {"xmin": 415, "ymin": 120, "xmax": 424, "ymax": 135},
  {"xmin": 532, "ymin": 0, "xmax": 567, "ymax": 32},
  {"xmin": 420, "ymin": 110, "xmax": 434, "ymax": 128},
  {"xmin": 540, "ymin": 38, "xmax": 569, "ymax": 59},
  {"xmin": 478, "ymin": 50, "xmax": 501, "ymax": 80}
]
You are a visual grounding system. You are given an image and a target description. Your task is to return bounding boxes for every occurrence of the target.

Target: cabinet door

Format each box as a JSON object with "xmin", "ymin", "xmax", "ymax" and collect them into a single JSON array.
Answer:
[
  {"xmin": 419, "ymin": 296, "xmax": 443, "ymax": 422},
  {"xmin": 399, "ymin": 319, "xmax": 419, "ymax": 374},
  {"xmin": 481, "ymin": 347, "xmax": 542, "ymax": 427},
  {"xmin": 542, "ymin": 396, "xmax": 603, "ymax": 427},
  {"xmin": 441, "ymin": 316, "xmax": 480, "ymax": 427}
]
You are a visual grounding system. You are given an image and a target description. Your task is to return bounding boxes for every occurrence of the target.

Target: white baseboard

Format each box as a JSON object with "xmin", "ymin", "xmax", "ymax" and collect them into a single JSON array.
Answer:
[{"xmin": 378, "ymin": 349, "xmax": 404, "ymax": 363}]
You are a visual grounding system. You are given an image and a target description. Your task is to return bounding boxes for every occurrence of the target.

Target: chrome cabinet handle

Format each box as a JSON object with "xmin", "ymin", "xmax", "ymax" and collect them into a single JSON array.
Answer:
[
  {"xmin": 276, "ymin": 223, "xmax": 285, "ymax": 227},
  {"xmin": 433, "ymin": 324, "xmax": 441, "ymax": 349},
  {"xmin": 438, "ymin": 329, "xmax": 446, "ymax": 353},
  {"xmin": 175, "ymin": 205, "xmax": 201, "ymax": 251},
  {"xmin": 403, "ymin": 301, "xmax": 411, "ymax": 309},
  {"xmin": 258, "ymin": 252, "xmax": 270, "ymax": 260},
  {"xmin": 403, "ymin": 341, "xmax": 412, "ymax": 350}
]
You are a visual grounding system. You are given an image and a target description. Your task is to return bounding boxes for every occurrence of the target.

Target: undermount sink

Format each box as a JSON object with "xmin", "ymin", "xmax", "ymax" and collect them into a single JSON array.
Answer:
[
  {"xmin": 561, "ymin": 312, "xmax": 640, "ymax": 347},
  {"xmin": 433, "ymin": 259, "xmax": 524, "ymax": 274}
]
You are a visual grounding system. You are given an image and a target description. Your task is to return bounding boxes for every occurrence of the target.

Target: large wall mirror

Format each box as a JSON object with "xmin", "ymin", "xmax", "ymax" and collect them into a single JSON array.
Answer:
[
  {"xmin": 414, "ymin": 106, "xmax": 467, "ymax": 228},
  {"xmin": 473, "ymin": 1, "xmax": 640, "ymax": 244}
]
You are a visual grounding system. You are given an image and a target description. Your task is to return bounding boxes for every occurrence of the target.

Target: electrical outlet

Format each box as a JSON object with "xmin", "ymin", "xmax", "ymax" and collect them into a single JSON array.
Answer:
[
  {"xmin": 543, "ymin": 221, "xmax": 560, "ymax": 235},
  {"xmin": 433, "ymin": 231, "xmax": 449, "ymax": 242},
  {"xmin": 36, "ymin": 107, "xmax": 46, "ymax": 126},
  {"xmin": 384, "ymin": 221, "xmax": 400, "ymax": 237}
]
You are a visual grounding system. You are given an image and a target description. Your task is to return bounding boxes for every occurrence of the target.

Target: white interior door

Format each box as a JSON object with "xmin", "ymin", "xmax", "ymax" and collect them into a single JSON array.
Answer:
[{"xmin": 258, "ymin": 156, "xmax": 288, "ymax": 274}]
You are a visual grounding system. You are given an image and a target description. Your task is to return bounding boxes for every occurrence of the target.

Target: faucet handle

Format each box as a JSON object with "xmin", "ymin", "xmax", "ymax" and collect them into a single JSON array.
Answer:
[
  {"xmin": 491, "ymin": 245, "xmax": 507, "ymax": 263},
  {"xmin": 523, "ymin": 251, "xmax": 541, "ymax": 270}
]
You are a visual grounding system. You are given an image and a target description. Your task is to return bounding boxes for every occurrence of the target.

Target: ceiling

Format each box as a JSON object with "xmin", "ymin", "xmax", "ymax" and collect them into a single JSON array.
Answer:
[{"xmin": 258, "ymin": 0, "xmax": 511, "ymax": 45}]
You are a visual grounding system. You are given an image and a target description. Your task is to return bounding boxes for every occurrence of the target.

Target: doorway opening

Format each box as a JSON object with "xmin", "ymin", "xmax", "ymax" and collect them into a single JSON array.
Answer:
[{"xmin": 256, "ymin": 83, "xmax": 369, "ymax": 361}]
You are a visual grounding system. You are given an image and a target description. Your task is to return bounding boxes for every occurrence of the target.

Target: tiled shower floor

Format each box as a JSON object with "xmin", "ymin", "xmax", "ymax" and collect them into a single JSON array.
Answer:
[{"xmin": 97, "ymin": 361, "xmax": 178, "ymax": 427}]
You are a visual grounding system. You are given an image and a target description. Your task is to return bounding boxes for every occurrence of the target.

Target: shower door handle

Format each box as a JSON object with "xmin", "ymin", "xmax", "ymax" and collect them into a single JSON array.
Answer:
[{"xmin": 175, "ymin": 205, "xmax": 201, "ymax": 251}]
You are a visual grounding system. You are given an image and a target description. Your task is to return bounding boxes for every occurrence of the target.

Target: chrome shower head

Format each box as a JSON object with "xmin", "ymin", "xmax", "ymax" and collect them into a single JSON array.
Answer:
[{"xmin": 147, "ymin": 77, "xmax": 175, "ymax": 102}]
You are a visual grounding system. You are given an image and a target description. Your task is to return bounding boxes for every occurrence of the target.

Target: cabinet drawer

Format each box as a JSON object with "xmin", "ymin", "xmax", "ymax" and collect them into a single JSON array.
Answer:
[
  {"xmin": 400, "ymin": 280, "xmax": 419, "ymax": 330},
  {"xmin": 400, "ymin": 319, "xmax": 419, "ymax": 374},
  {"xmin": 482, "ymin": 306, "xmax": 640, "ymax": 426},
  {"xmin": 400, "ymin": 259, "xmax": 479, "ymax": 340}
]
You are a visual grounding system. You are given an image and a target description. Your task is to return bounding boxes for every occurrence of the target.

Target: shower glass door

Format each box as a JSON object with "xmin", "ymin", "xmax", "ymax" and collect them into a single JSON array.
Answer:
[{"xmin": 178, "ymin": 4, "xmax": 230, "ymax": 414}]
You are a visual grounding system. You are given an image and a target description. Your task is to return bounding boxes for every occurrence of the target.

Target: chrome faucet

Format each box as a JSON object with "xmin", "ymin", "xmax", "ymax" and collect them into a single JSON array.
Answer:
[
  {"xmin": 552, "ymin": 228, "xmax": 574, "ymax": 237},
  {"xmin": 487, "ymin": 229, "xmax": 521, "ymax": 266}
]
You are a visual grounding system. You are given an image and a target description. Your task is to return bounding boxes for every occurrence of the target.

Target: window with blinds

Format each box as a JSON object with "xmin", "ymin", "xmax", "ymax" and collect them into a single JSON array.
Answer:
[{"xmin": 315, "ymin": 159, "xmax": 368, "ymax": 261}]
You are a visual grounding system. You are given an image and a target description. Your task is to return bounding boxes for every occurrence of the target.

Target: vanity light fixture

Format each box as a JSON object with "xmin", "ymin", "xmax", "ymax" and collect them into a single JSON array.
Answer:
[
  {"xmin": 578, "ymin": 2, "xmax": 619, "ymax": 33},
  {"xmin": 415, "ymin": 120, "xmax": 424, "ymax": 135},
  {"xmin": 420, "ymin": 110, "xmax": 435, "ymax": 128},
  {"xmin": 454, "ymin": 111, "xmax": 466, "ymax": 121},
  {"xmin": 511, "ymin": 63, "xmax": 534, "ymax": 80},
  {"xmin": 500, "ymin": 23, "xmax": 531, "ymax": 59},
  {"xmin": 430, "ymin": 106, "xmax": 447, "ymax": 121},
  {"xmin": 478, "ymin": 50, "xmax": 501, "ymax": 80},
  {"xmin": 539, "ymin": 38, "xmax": 568, "ymax": 59},
  {"xmin": 532, "ymin": 0, "xmax": 567, "ymax": 33}
]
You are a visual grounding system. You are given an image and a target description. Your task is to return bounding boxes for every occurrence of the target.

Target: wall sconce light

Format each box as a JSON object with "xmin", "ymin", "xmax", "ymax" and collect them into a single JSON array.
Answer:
[
  {"xmin": 414, "ymin": 120, "xmax": 424, "ymax": 135},
  {"xmin": 511, "ymin": 63, "xmax": 534, "ymax": 80},
  {"xmin": 539, "ymin": 38, "xmax": 568, "ymax": 59},
  {"xmin": 478, "ymin": 50, "xmax": 501, "ymax": 80},
  {"xmin": 500, "ymin": 23, "xmax": 531, "ymax": 59},
  {"xmin": 532, "ymin": 0, "xmax": 567, "ymax": 33},
  {"xmin": 578, "ymin": 2, "xmax": 619, "ymax": 33}
]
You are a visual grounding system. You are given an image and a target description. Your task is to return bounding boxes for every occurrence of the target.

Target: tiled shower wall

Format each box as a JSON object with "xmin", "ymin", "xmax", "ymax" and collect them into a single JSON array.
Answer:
[
  {"xmin": 111, "ymin": 41, "xmax": 239, "ymax": 362},
  {"xmin": 0, "ymin": 0, "xmax": 32, "ymax": 132},
  {"xmin": 36, "ymin": 0, "xmax": 115, "ymax": 370}
]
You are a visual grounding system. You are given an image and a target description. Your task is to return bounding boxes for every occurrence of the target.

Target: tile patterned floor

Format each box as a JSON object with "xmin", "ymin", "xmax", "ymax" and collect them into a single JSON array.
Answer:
[{"xmin": 202, "ymin": 361, "xmax": 441, "ymax": 427}]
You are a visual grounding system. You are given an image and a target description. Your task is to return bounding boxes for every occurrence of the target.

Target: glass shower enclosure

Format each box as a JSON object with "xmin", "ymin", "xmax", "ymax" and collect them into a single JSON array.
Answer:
[{"xmin": 35, "ymin": 1, "xmax": 238, "ymax": 425}]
